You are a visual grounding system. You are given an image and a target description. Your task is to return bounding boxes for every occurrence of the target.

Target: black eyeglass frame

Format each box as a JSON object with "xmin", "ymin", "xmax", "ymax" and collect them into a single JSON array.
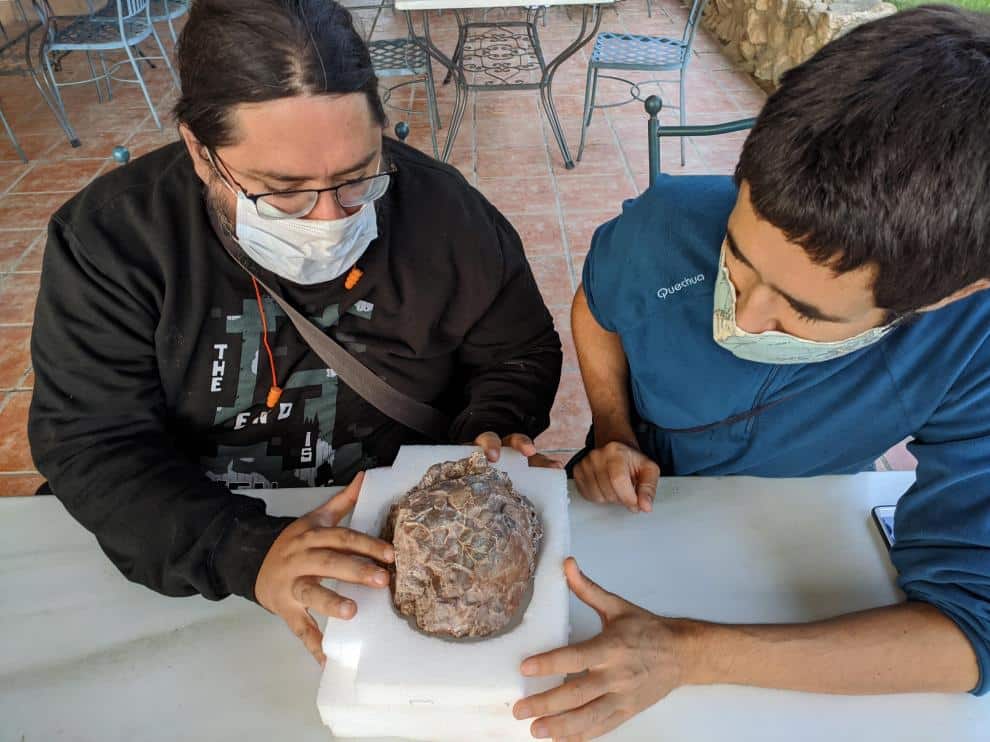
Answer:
[{"xmin": 208, "ymin": 148, "xmax": 396, "ymax": 217}]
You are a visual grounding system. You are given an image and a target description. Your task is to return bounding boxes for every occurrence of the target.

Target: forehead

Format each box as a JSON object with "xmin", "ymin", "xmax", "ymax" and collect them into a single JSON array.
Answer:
[
  {"xmin": 220, "ymin": 93, "xmax": 380, "ymax": 173},
  {"xmin": 728, "ymin": 182, "xmax": 881, "ymax": 318}
]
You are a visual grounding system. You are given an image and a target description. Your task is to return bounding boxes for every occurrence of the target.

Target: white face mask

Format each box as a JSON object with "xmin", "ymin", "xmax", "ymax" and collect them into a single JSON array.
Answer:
[
  {"xmin": 713, "ymin": 244, "xmax": 894, "ymax": 365},
  {"xmin": 231, "ymin": 193, "xmax": 378, "ymax": 285}
]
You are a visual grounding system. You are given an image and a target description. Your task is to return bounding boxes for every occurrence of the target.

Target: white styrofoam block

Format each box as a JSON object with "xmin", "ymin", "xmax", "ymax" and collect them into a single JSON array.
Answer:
[{"xmin": 318, "ymin": 445, "xmax": 570, "ymax": 739}]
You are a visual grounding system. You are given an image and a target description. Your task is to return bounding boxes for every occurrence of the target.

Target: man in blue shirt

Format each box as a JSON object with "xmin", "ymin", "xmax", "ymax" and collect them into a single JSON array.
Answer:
[{"xmin": 514, "ymin": 6, "xmax": 990, "ymax": 739}]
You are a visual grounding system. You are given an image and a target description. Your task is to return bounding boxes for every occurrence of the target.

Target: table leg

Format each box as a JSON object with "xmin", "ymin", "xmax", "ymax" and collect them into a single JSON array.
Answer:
[
  {"xmin": 539, "ymin": 4, "xmax": 602, "ymax": 169},
  {"xmin": 405, "ymin": 10, "xmax": 468, "ymax": 163}
]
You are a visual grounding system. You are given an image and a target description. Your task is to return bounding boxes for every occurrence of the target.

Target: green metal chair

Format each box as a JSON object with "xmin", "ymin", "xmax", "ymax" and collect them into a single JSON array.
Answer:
[
  {"xmin": 579, "ymin": 0, "xmax": 710, "ymax": 167},
  {"xmin": 645, "ymin": 94, "xmax": 755, "ymax": 187},
  {"xmin": 369, "ymin": 36, "xmax": 441, "ymax": 159}
]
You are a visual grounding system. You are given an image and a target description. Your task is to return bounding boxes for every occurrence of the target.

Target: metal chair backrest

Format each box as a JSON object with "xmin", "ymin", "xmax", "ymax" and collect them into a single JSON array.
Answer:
[
  {"xmin": 682, "ymin": 0, "xmax": 712, "ymax": 49},
  {"xmin": 120, "ymin": 0, "xmax": 149, "ymax": 21},
  {"xmin": 645, "ymin": 95, "xmax": 756, "ymax": 188}
]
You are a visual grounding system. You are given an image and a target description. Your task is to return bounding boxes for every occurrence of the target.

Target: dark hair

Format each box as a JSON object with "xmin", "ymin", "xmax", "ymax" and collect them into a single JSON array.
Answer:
[
  {"xmin": 736, "ymin": 6, "xmax": 990, "ymax": 315},
  {"xmin": 173, "ymin": 0, "xmax": 386, "ymax": 149}
]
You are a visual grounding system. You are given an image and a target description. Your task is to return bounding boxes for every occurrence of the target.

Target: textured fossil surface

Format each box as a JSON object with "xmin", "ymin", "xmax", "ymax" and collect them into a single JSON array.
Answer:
[{"xmin": 382, "ymin": 452, "xmax": 543, "ymax": 639}]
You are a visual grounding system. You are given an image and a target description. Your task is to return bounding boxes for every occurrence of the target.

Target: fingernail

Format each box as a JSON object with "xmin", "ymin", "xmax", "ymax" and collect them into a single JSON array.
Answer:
[
  {"xmin": 340, "ymin": 601, "xmax": 355, "ymax": 618},
  {"xmin": 487, "ymin": 448, "xmax": 498, "ymax": 461},
  {"xmin": 513, "ymin": 704, "xmax": 529, "ymax": 719},
  {"xmin": 374, "ymin": 570, "xmax": 389, "ymax": 586},
  {"xmin": 384, "ymin": 547, "xmax": 395, "ymax": 562},
  {"xmin": 532, "ymin": 723, "xmax": 548, "ymax": 738},
  {"xmin": 643, "ymin": 499, "xmax": 653, "ymax": 513}
]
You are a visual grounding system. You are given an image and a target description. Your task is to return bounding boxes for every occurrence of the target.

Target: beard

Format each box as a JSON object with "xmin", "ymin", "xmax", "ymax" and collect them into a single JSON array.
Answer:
[{"xmin": 203, "ymin": 170, "xmax": 237, "ymax": 236}]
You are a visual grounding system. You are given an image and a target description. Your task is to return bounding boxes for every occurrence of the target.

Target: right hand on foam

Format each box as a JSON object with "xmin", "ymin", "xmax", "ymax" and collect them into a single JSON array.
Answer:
[
  {"xmin": 573, "ymin": 441, "xmax": 661, "ymax": 514},
  {"xmin": 255, "ymin": 472, "xmax": 395, "ymax": 666}
]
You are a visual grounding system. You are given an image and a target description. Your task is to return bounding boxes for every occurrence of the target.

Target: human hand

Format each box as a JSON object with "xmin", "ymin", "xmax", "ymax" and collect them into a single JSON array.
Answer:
[
  {"xmin": 573, "ymin": 441, "xmax": 660, "ymax": 513},
  {"xmin": 254, "ymin": 472, "xmax": 395, "ymax": 665},
  {"xmin": 513, "ymin": 558, "xmax": 685, "ymax": 741},
  {"xmin": 473, "ymin": 431, "xmax": 564, "ymax": 470}
]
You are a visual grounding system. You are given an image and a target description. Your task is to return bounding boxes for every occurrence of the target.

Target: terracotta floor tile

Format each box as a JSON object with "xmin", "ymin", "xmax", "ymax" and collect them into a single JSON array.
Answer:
[
  {"xmin": 0, "ymin": 231, "xmax": 42, "ymax": 274},
  {"xmin": 42, "ymin": 130, "xmax": 132, "ymax": 161},
  {"xmin": 0, "ymin": 473, "xmax": 44, "ymax": 496},
  {"xmin": 0, "ymin": 273, "xmax": 41, "ymax": 324},
  {"xmin": 476, "ymin": 146, "xmax": 549, "ymax": 179},
  {"xmin": 475, "ymin": 175, "xmax": 558, "ymax": 215},
  {"xmin": 536, "ymin": 370, "xmax": 591, "ymax": 451},
  {"xmin": 475, "ymin": 118, "xmax": 547, "ymax": 148},
  {"xmin": 563, "ymin": 209, "xmax": 620, "ymax": 257},
  {"xmin": 501, "ymin": 213, "xmax": 564, "ymax": 256},
  {"xmin": 16, "ymin": 239, "xmax": 46, "ymax": 273},
  {"xmin": 0, "ymin": 326, "xmax": 32, "ymax": 390},
  {"xmin": 0, "ymin": 193, "xmax": 68, "ymax": 229},
  {"xmin": 123, "ymin": 128, "xmax": 181, "ymax": 160},
  {"xmin": 558, "ymin": 141, "xmax": 627, "ymax": 176},
  {"xmin": 0, "ymin": 164, "xmax": 30, "ymax": 194},
  {"xmin": 527, "ymin": 254, "xmax": 575, "ymax": 308},
  {"xmin": 13, "ymin": 159, "xmax": 108, "ymax": 194},
  {"xmin": 0, "ymin": 132, "xmax": 61, "ymax": 162},
  {"xmin": 572, "ymin": 252, "xmax": 587, "ymax": 283},
  {"xmin": 555, "ymin": 173, "xmax": 638, "ymax": 216},
  {"xmin": 20, "ymin": 369, "xmax": 34, "ymax": 390},
  {"xmin": 0, "ymin": 391, "xmax": 34, "ymax": 472},
  {"xmin": 550, "ymin": 305, "xmax": 578, "ymax": 372}
]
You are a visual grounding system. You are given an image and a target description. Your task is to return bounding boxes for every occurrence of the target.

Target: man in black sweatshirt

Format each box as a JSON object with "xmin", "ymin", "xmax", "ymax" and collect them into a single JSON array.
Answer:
[{"xmin": 28, "ymin": 0, "xmax": 561, "ymax": 663}]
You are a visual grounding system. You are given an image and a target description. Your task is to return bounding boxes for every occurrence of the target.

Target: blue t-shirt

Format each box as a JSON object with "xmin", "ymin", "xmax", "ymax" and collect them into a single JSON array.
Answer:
[{"xmin": 583, "ymin": 175, "xmax": 990, "ymax": 695}]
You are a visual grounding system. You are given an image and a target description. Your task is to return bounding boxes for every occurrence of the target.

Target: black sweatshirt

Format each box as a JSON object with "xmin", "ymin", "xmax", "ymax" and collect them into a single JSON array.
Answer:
[{"xmin": 28, "ymin": 139, "xmax": 561, "ymax": 603}]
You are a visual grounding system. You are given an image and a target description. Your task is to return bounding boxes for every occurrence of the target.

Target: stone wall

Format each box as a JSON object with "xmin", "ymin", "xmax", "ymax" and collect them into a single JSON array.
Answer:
[{"xmin": 702, "ymin": 0, "xmax": 896, "ymax": 86}]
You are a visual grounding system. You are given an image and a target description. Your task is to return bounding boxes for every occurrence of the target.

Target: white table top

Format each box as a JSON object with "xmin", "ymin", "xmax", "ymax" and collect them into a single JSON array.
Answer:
[
  {"xmin": 2, "ymin": 472, "xmax": 988, "ymax": 742},
  {"xmin": 395, "ymin": 0, "xmax": 613, "ymax": 12}
]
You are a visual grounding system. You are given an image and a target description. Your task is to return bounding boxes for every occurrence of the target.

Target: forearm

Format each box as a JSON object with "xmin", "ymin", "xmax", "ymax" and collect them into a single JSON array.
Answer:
[
  {"xmin": 679, "ymin": 601, "xmax": 979, "ymax": 694},
  {"xmin": 572, "ymin": 285, "xmax": 636, "ymax": 448}
]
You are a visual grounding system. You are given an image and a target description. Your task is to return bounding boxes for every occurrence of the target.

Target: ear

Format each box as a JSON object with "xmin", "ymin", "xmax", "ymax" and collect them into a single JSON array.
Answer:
[
  {"xmin": 178, "ymin": 123, "xmax": 213, "ymax": 184},
  {"xmin": 917, "ymin": 278, "xmax": 990, "ymax": 314}
]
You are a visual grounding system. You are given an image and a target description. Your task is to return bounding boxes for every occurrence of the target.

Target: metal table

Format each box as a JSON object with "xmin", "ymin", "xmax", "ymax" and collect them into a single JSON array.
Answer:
[
  {"xmin": 395, "ymin": 0, "xmax": 613, "ymax": 168},
  {"xmin": 3, "ymin": 472, "xmax": 990, "ymax": 741}
]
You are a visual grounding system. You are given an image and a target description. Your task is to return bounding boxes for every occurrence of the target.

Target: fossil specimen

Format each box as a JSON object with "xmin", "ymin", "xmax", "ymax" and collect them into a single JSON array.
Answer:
[{"xmin": 382, "ymin": 452, "xmax": 543, "ymax": 638}]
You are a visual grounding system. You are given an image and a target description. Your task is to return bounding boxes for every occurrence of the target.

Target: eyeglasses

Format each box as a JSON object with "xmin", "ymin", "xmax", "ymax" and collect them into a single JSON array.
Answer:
[{"xmin": 207, "ymin": 149, "xmax": 394, "ymax": 219}]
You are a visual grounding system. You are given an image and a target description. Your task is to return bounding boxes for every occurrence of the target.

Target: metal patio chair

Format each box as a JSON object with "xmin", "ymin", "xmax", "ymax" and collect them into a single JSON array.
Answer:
[
  {"xmin": 149, "ymin": 0, "xmax": 189, "ymax": 44},
  {"xmin": 34, "ymin": 0, "xmax": 178, "ymax": 133},
  {"xmin": 369, "ymin": 36, "xmax": 441, "ymax": 159},
  {"xmin": 0, "ymin": 1, "xmax": 81, "ymax": 152},
  {"xmin": 578, "ymin": 0, "xmax": 710, "ymax": 166},
  {"xmin": 0, "ymin": 99, "xmax": 28, "ymax": 162},
  {"xmin": 644, "ymin": 94, "xmax": 755, "ymax": 187}
]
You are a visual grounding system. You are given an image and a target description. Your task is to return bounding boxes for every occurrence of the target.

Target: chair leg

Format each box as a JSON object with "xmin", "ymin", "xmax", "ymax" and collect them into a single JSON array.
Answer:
[
  {"xmin": 646, "ymin": 0, "xmax": 653, "ymax": 18},
  {"xmin": 0, "ymin": 105, "xmax": 28, "ymax": 163},
  {"xmin": 31, "ymin": 70, "xmax": 81, "ymax": 147},
  {"xmin": 99, "ymin": 53, "xmax": 113, "ymax": 101},
  {"xmin": 422, "ymin": 75, "xmax": 439, "ymax": 160},
  {"xmin": 149, "ymin": 24, "xmax": 180, "ymax": 87},
  {"xmin": 167, "ymin": 11, "xmax": 179, "ymax": 44},
  {"xmin": 124, "ymin": 43, "xmax": 163, "ymax": 129},
  {"xmin": 43, "ymin": 53, "xmax": 73, "ymax": 125},
  {"xmin": 425, "ymin": 61, "xmax": 442, "ymax": 131},
  {"xmin": 85, "ymin": 51, "xmax": 105, "ymax": 103},
  {"xmin": 679, "ymin": 72, "xmax": 686, "ymax": 166},
  {"xmin": 577, "ymin": 64, "xmax": 598, "ymax": 163}
]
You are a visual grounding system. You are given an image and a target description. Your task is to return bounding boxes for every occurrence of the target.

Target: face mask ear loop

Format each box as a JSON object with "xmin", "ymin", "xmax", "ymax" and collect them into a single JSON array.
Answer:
[{"xmin": 251, "ymin": 277, "xmax": 282, "ymax": 409}]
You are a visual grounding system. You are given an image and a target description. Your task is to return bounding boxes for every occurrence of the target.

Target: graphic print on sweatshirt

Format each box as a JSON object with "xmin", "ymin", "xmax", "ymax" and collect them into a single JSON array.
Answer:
[{"xmin": 200, "ymin": 294, "xmax": 375, "ymax": 490}]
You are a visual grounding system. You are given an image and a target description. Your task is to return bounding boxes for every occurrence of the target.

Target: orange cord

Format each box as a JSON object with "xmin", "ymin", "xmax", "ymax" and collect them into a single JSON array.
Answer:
[{"xmin": 251, "ymin": 277, "xmax": 282, "ymax": 409}]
